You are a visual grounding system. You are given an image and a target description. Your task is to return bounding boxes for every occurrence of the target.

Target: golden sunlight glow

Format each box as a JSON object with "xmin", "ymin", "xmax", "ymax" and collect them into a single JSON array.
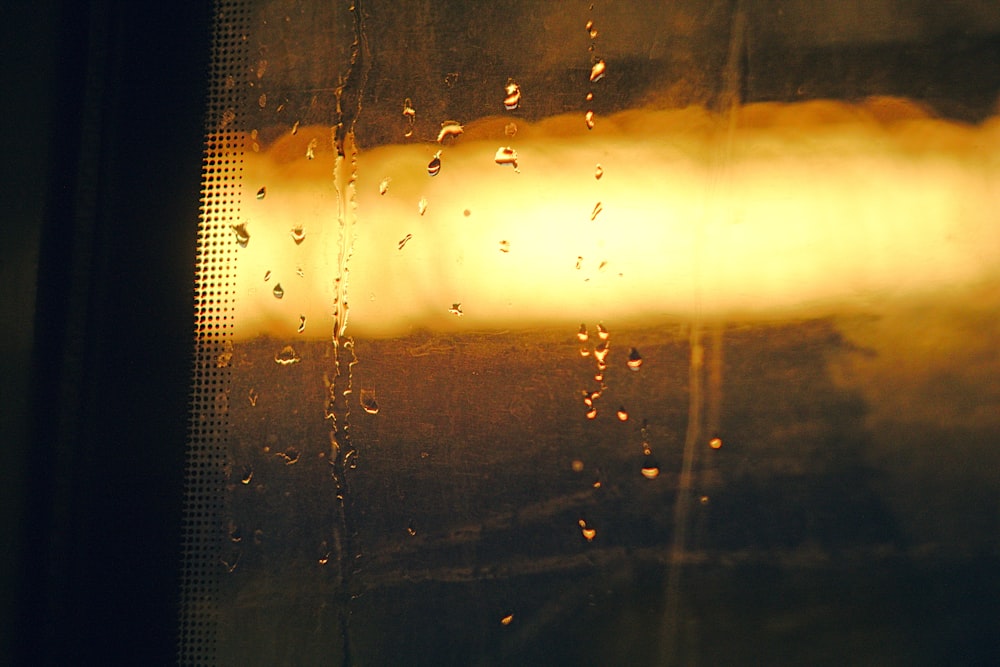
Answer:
[{"xmin": 226, "ymin": 98, "xmax": 1000, "ymax": 340}]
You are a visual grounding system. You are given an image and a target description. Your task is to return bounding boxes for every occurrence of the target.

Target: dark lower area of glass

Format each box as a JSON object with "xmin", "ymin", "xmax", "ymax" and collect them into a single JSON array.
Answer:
[{"xmin": 218, "ymin": 313, "xmax": 1000, "ymax": 665}]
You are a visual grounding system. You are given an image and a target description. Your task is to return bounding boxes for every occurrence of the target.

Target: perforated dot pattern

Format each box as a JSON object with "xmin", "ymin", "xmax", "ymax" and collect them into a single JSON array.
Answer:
[{"xmin": 177, "ymin": 3, "xmax": 249, "ymax": 665}]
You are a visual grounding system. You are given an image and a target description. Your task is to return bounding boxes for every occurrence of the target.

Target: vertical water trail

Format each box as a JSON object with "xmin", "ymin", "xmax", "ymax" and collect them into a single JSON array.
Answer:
[
  {"xmin": 327, "ymin": 2, "xmax": 369, "ymax": 664},
  {"xmin": 661, "ymin": 4, "xmax": 745, "ymax": 664}
]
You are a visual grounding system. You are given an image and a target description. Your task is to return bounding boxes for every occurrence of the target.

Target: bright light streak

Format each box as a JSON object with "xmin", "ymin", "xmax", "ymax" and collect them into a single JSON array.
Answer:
[{"xmin": 226, "ymin": 97, "xmax": 1000, "ymax": 339}]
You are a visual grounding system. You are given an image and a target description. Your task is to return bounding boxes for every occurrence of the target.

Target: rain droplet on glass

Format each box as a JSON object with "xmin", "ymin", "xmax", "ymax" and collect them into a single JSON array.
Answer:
[
  {"xmin": 274, "ymin": 345, "xmax": 300, "ymax": 365},
  {"xmin": 590, "ymin": 60, "xmax": 606, "ymax": 82},
  {"xmin": 427, "ymin": 151, "xmax": 442, "ymax": 176},
  {"xmin": 290, "ymin": 226, "xmax": 306, "ymax": 244},
  {"xmin": 379, "ymin": 177, "xmax": 391, "ymax": 195},
  {"xmin": 501, "ymin": 613, "xmax": 514, "ymax": 626},
  {"xmin": 709, "ymin": 436, "xmax": 723, "ymax": 450},
  {"xmin": 407, "ymin": 522, "xmax": 417, "ymax": 536},
  {"xmin": 577, "ymin": 324, "xmax": 589, "ymax": 342},
  {"xmin": 627, "ymin": 348, "xmax": 643, "ymax": 371},
  {"xmin": 256, "ymin": 186, "xmax": 266, "ymax": 200},
  {"xmin": 585, "ymin": 91, "xmax": 594, "ymax": 102},
  {"xmin": 504, "ymin": 122, "xmax": 517, "ymax": 137},
  {"xmin": 297, "ymin": 315, "xmax": 306, "ymax": 333},
  {"xmin": 494, "ymin": 146, "xmax": 518, "ymax": 168},
  {"xmin": 617, "ymin": 407, "xmax": 629, "ymax": 422},
  {"xmin": 594, "ymin": 341, "xmax": 609, "ymax": 363},
  {"xmin": 641, "ymin": 455, "xmax": 661, "ymax": 479},
  {"xmin": 360, "ymin": 388, "xmax": 379, "ymax": 415},
  {"xmin": 571, "ymin": 459, "xmax": 585, "ymax": 472},
  {"xmin": 263, "ymin": 270, "xmax": 271, "ymax": 281},
  {"xmin": 503, "ymin": 79, "xmax": 521, "ymax": 110},
  {"xmin": 594, "ymin": 164, "xmax": 604, "ymax": 179},
  {"xmin": 398, "ymin": 233, "xmax": 412, "ymax": 250},
  {"xmin": 579, "ymin": 347, "xmax": 591, "ymax": 357},
  {"xmin": 402, "ymin": 98, "xmax": 416, "ymax": 118},
  {"xmin": 448, "ymin": 303, "xmax": 463, "ymax": 316},
  {"xmin": 258, "ymin": 93, "xmax": 267, "ymax": 109},
  {"xmin": 231, "ymin": 222, "xmax": 250, "ymax": 248},
  {"xmin": 585, "ymin": 110, "xmax": 595, "ymax": 130},
  {"xmin": 591, "ymin": 202, "xmax": 602, "ymax": 220},
  {"xmin": 579, "ymin": 519, "xmax": 597, "ymax": 541},
  {"xmin": 240, "ymin": 465, "xmax": 253, "ymax": 484},
  {"xmin": 279, "ymin": 447, "xmax": 300, "ymax": 465},
  {"xmin": 575, "ymin": 256, "xmax": 583, "ymax": 270},
  {"xmin": 499, "ymin": 239, "xmax": 510, "ymax": 253},
  {"xmin": 291, "ymin": 120, "xmax": 299, "ymax": 135},
  {"xmin": 437, "ymin": 120, "xmax": 463, "ymax": 143},
  {"xmin": 272, "ymin": 283, "xmax": 285, "ymax": 299},
  {"xmin": 418, "ymin": 197, "xmax": 428, "ymax": 215},
  {"xmin": 247, "ymin": 387, "xmax": 259, "ymax": 406},
  {"xmin": 597, "ymin": 323, "xmax": 609, "ymax": 340},
  {"xmin": 585, "ymin": 406, "xmax": 598, "ymax": 420}
]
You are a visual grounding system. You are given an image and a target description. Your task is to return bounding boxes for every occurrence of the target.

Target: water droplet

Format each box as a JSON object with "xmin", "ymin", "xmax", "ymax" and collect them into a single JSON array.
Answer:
[
  {"xmin": 641, "ymin": 456, "xmax": 661, "ymax": 479},
  {"xmin": 290, "ymin": 226, "xmax": 306, "ymax": 244},
  {"xmin": 585, "ymin": 110, "xmax": 595, "ymax": 130},
  {"xmin": 247, "ymin": 388, "xmax": 259, "ymax": 406},
  {"xmin": 291, "ymin": 120, "xmax": 299, "ymax": 135},
  {"xmin": 274, "ymin": 345, "xmax": 300, "ymax": 365},
  {"xmin": 575, "ymin": 256, "xmax": 583, "ymax": 270},
  {"xmin": 597, "ymin": 323, "xmax": 609, "ymax": 340},
  {"xmin": 297, "ymin": 315, "xmax": 306, "ymax": 333},
  {"xmin": 578, "ymin": 519, "xmax": 597, "ymax": 541},
  {"xmin": 448, "ymin": 303, "xmax": 463, "ymax": 316},
  {"xmin": 360, "ymin": 388, "xmax": 379, "ymax": 414},
  {"xmin": 571, "ymin": 459, "xmax": 585, "ymax": 472},
  {"xmin": 577, "ymin": 324, "xmax": 589, "ymax": 342},
  {"xmin": 437, "ymin": 120, "xmax": 464, "ymax": 143},
  {"xmin": 589, "ymin": 27, "xmax": 599, "ymax": 39},
  {"xmin": 272, "ymin": 283, "xmax": 284, "ymax": 299},
  {"xmin": 503, "ymin": 79, "xmax": 521, "ymax": 110},
  {"xmin": 231, "ymin": 222, "xmax": 250, "ymax": 248},
  {"xmin": 427, "ymin": 151, "xmax": 442, "ymax": 176},
  {"xmin": 464, "ymin": 209, "xmax": 471, "ymax": 217},
  {"xmin": 494, "ymin": 146, "xmax": 518, "ymax": 168},
  {"xmin": 709, "ymin": 436, "xmax": 723, "ymax": 450},
  {"xmin": 253, "ymin": 529, "xmax": 264, "ymax": 545},
  {"xmin": 379, "ymin": 177, "xmax": 391, "ymax": 195},
  {"xmin": 407, "ymin": 522, "xmax": 417, "ymax": 536},
  {"xmin": 504, "ymin": 122, "xmax": 517, "ymax": 137},
  {"xmin": 258, "ymin": 92, "xmax": 267, "ymax": 109},
  {"xmin": 216, "ymin": 346, "xmax": 233, "ymax": 368},
  {"xmin": 306, "ymin": 138, "xmax": 317, "ymax": 159},
  {"xmin": 499, "ymin": 239, "xmax": 510, "ymax": 253},
  {"xmin": 585, "ymin": 407, "xmax": 598, "ymax": 420},
  {"xmin": 263, "ymin": 270, "xmax": 271, "ymax": 281},
  {"xmin": 594, "ymin": 372, "xmax": 603, "ymax": 382},
  {"xmin": 500, "ymin": 613, "xmax": 514, "ymax": 626},
  {"xmin": 579, "ymin": 347, "xmax": 591, "ymax": 357},
  {"xmin": 584, "ymin": 20, "xmax": 594, "ymax": 32},
  {"xmin": 700, "ymin": 495, "xmax": 710, "ymax": 505},
  {"xmin": 240, "ymin": 465, "xmax": 253, "ymax": 484},
  {"xmin": 418, "ymin": 197, "xmax": 428, "ymax": 215},
  {"xmin": 591, "ymin": 202, "xmax": 603, "ymax": 220},
  {"xmin": 398, "ymin": 233, "xmax": 412, "ymax": 250},
  {"xmin": 627, "ymin": 348, "xmax": 643, "ymax": 371},
  {"xmin": 296, "ymin": 266, "xmax": 304, "ymax": 278},
  {"xmin": 278, "ymin": 447, "xmax": 300, "ymax": 465},
  {"xmin": 590, "ymin": 60, "xmax": 606, "ymax": 82},
  {"xmin": 617, "ymin": 407, "xmax": 629, "ymax": 422},
  {"xmin": 594, "ymin": 164, "xmax": 603, "ymax": 179},
  {"xmin": 594, "ymin": 341, "xmax": 609, "ymax": 363},
  {"xmin": 402, "ymin": 98, "xmax": 416, "ymax": 118},
  {"xmin": 229, "ymin": 522, "xmax": 243, "ymax": 542},
  {"xmin": 585, "ymin": 91, "xmax": 594, "ymax": 102},
  {"xmin": 256, "ymin": 186, "xmax": 266, "ymax": 200}
]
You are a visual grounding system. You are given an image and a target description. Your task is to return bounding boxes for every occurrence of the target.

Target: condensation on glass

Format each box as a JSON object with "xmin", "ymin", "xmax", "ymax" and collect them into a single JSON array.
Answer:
[{"xmin": 179, "ymin": 2, "xmax": 1000, "ymax": 665}]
